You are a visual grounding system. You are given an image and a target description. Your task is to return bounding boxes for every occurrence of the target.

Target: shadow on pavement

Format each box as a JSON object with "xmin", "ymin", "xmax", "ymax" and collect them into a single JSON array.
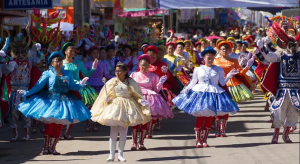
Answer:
[
  {"xmin": 214, "ymin": 142, "xmax": 300, "ymax": 148},
  {"xmin": 63, "ymin": 150, "xmax": 109, "ymax": 156},
  {"xmin": 137, "ymin": 155, "xmax": 211, "ymax": 161}
]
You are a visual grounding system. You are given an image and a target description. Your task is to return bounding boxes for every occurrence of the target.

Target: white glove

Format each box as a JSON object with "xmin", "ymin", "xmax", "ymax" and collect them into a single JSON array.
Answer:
[
  {"xmin": 0, "ymin": 50, "xmax": 6, "ymax": 57},
  {"xmin": 159, "ymin": 75, "xmax": 167, "ymax": 84},
  {"xmin": 265, "ymin": 37, "xmax": 271, "ymax": 44},
  {"xmin": 35, "ymin": 43, "xmax": 41, "ymax": 50},
  {"xmin": 246, "ymin": 57, "xmax": 254, "ymax": 69},
  {"xmin": 257, "ymin": 39, "xmax": 263, "ymax": 49},
  {"xmin": 80, "ymin": 77, "xmax": 89, "ymax": 86},
  {"xmin": 253, "ymin": 47, "xmax": 259, "ymax": 55},
  {"xmin": 175, "ymin": 65, "xmax": 183, "ymax": 72},
  {"xmin": 92, "ymin": 59, "xmax": 99, "ymax": 70},
  {"xmin": 105, "ymin": 97, "xmax": 110, "ymax": 102},
  {"xmin": 8, "ymin": 61, "xmax": 16, "ymax": 71},
  {"xmin": 188, "ymin": 62, "xmax": 193, "ymax": 68},
  {"xmin": 227, "ymin": 69, "xmax": 239, "ymax": 78},
  {"xmin": 140, "ymin": 99, "xmax": 149, "ymax": 106},
  {"xmin": 181, "ymin": 89, "xmax": 190, "ymax": 94},
  {"xmin": 161, "ymin": 66, "xmax": 168, "ymax": 74},
  {"xmin": 17, "ymin": 90, "xmax": 27, "ymax": 96}
]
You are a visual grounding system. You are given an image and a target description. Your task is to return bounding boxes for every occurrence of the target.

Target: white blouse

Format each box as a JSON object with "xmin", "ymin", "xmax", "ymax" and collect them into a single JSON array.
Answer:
[{"xmin": 184, "ymin": 65, "xmax": 229, "ymax": 93}]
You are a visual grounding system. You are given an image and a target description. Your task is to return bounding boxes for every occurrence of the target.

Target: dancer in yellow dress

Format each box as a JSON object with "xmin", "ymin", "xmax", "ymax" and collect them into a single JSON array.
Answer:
[{"xmin": 91, "ymin": 62, "xmax": 151, "ymax": 162}]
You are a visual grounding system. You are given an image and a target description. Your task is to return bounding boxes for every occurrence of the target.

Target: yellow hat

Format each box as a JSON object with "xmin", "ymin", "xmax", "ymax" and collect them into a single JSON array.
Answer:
[
  {"xmin": 227, "ymin": 37, "xmax": 236, "ymax": 42},
  {"xmin": 199, "ymin": 38, "xmax": 208, "ymax": 43}
]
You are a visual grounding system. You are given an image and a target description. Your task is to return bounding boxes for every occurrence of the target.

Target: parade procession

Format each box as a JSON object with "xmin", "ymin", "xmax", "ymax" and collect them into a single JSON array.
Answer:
[{"xmin": 0, "ymin": 0, "xmax": 299, "ymax": 163}]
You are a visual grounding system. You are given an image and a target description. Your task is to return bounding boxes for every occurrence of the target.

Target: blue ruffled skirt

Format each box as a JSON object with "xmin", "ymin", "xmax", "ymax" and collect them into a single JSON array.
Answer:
[
  {"xmin": 17, "ymin": 90, "xmax": 91, "ymax": 125},
  {"xmin": 172, "ymin": 90, "xmax": 239, "ymax": 117}
]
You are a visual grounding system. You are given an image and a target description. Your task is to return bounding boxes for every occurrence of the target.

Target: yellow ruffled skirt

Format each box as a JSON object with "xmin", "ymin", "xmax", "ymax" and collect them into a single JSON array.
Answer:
[{"xmin": 91, "ymin": 97, "xmax": 151, "ymax": 128}]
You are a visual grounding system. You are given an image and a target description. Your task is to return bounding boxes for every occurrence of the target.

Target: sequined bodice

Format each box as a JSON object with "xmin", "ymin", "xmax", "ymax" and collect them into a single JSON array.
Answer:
[
  {"xmin": 11, "ymin": 61, "xmax": 31, "ymax": 86},
  {"xmin": 114, "ymin": 81, "xmax": 132, "ymax": 98},
  {"xmin": 49, "ymin": 76, "xmax": 69, "ymax": 93},
  {"xmin": 279, "ymin": 53, "xmax": 300, "ymax": 89}
]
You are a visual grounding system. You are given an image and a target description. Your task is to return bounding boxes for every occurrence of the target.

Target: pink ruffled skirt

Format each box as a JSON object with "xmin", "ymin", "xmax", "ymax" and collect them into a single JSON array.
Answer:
[{"xmin": 144, "ymin": 93, "xmax": 173, "ymax": 119}]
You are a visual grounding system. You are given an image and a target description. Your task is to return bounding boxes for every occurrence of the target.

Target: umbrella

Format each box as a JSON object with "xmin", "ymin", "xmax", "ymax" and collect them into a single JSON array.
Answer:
[{"xmin": 205, "ymin": 36, "xmax": 222, "ymax": 40}]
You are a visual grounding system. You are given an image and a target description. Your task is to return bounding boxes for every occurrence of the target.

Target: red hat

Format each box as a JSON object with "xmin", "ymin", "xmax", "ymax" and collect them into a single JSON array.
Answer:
[
  {"xmin": 195, "ymin": 42, "xmax": 201, "ymax": 46},
  {"xmin": 87, "ymin": 46, "xmax": 100, "ymax": 56},
  {"xmin": 144, "ymin": 45, "xmax": 159, "ymax": 55},
  {"xmin": 165, "ymin": 42, "xmax": 176, "ymax": 49},
  {"xmin": 137, "ymin": 54, "xmax": 152, "ymax": 63},
  {"xmin": 243, "ymin": 35, "xmax": 255, "ymax": 44}
]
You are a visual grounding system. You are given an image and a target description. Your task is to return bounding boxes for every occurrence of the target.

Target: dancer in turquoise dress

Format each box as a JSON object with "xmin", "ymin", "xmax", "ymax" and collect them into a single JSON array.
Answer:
[
  {"xmin": 61, "ymin": 42, "xmax": 99, "ymax": 139},
  {"xmin": 17, "ymin": 52, "xmax": 91, "ymax": 155}
]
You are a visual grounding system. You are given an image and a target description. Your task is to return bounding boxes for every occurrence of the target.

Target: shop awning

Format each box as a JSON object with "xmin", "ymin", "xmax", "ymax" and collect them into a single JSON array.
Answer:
[
  {"xmin": 247, "ymin": 7, "xmax": 292, "ymax": 14},
  {"xmin": 158, "ymin": 0, "xmax": 298, "ymax": 9}
]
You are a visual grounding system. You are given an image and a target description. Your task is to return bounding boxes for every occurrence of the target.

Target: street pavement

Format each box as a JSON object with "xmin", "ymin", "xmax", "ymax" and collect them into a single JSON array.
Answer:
[{"xmin": 0, "ymin": 91, "xmax": 299, "ymax": 164}]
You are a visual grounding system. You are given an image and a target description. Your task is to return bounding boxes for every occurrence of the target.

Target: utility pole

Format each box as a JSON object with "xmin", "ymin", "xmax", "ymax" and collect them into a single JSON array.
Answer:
[
  {"xmin": 74, "ymin": 0, "xmax": 84, "ymax": 26},
  {"xmin": 74, "ymin": 0, "xmax": 91, "ymax": 26}
]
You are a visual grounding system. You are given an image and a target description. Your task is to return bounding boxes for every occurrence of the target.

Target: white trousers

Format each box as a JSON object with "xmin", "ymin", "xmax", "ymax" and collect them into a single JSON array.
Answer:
[
  {"xmin": 110, "ymin": 126, "xmax": 128, "ymax": 141},
  {"xmin": 272, "ymin": 94, "xmax": 300, "ymax": 128}
]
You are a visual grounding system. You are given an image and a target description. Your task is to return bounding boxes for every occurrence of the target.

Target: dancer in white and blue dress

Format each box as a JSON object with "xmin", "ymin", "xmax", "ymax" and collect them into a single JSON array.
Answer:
[
  {"xmin": 17, "ymin": 52, "xmax": 91, "ymax": 155},
  {"xmin": 172, "ymin": 46, "xmax": 240, "ymax": 148}
]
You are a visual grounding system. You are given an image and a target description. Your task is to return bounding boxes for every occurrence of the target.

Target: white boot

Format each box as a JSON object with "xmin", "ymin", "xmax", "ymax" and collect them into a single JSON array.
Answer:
[
  {"xmin": 118, "ymin": 140, "xmax": 127, "ymax": 162},
  {"xmin": 107, "ymin": 139, "xmax": 116, "ymax": 162}
]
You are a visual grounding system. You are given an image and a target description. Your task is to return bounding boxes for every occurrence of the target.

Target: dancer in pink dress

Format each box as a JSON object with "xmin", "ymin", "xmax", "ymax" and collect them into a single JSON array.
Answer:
[{"xmin": 129, "ymin": 54, "xmax": 173, "ymax": 150}]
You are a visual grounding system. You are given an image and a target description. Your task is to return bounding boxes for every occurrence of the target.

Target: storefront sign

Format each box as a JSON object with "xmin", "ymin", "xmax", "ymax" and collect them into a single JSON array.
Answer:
[
  {"xmin": 57, "ymin": 9, "xmax": 67, "ymax": 19},
  {"xmin": 4, "ymin": 0, "xmax": 53, "ymax": 10}
]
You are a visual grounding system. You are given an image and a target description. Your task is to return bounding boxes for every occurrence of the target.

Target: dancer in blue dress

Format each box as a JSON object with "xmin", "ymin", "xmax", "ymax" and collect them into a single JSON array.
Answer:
[
  {"xmin": 172, "ymin": 47, "xmax": 240, "ymax": 148},
  {"xmin": 17, "ymin": 52, "xmax": 91, "ymax": 155}
]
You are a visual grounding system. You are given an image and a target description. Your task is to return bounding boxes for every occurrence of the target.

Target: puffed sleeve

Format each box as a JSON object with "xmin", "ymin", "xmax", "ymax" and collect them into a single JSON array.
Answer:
[
  {"xmin": 128, "ymin": 78, "xmax": 146, "ymax": 104},
  {"xmin": 25, "ymin": 71, "xmax": 49, "ymax": 96},
  {"xmin": 184, "ymin": 67, "xmax": 198, "ymax": 90},
  {"xmin": 66, "ymin": 71, "xmax": 83, "ymax": 91},
  {"xmin": 218, "ymin": 67, "xmax": 229, "ymax": 86},
  {"xmin": 91, "ymin": 78, "xmax": 118, "ymax": 116},
  {"xmin": 153, "ymin": 74, "xmax": 163, "ymax": 93},
  {"xmin": 78, "ymin": 60, "xmax": 95, "ymax": 77}
]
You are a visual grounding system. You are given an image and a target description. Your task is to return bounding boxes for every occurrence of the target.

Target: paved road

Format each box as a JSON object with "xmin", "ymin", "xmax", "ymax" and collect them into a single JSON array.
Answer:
[{"xmin": 0, "ymin": 92, "xmax": 299, "ymax": 164}]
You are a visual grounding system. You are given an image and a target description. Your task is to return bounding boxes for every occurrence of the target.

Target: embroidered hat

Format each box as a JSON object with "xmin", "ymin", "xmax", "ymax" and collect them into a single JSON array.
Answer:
[
  {"xmin": 137, "ymin": 54, "xmax": 152, "ymax": 63},
  {"xmin": 200, "ymin": 46, "xmax": 217, "ymax": 57},
  {"xmin": 48, "ymin": 51, "xmax": 63, "ymax": 64}
]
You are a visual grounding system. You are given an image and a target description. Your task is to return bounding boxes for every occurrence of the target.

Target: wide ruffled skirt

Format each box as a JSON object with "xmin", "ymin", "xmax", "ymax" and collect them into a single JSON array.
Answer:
[
  {"xmin": 144, "ymin": 93, "xmax": 173, "ymax": 119},
  {"xmin": 91, "ymin": 97, "xmax": 151, "ymax": 128},
  {"xmin": 17, "ymin": 91, "xmax": 91, "ymax": 125},
  {"xmin": 80, "ymin": 84, "xmax": 98, "ymax": 107},
  {"xmin": 172, "ymin": 90, "xmax": 239, "ymax": 117},
  {"xmin": 228, "ymin": 83, "xmax": 254, "ymax": 103}
]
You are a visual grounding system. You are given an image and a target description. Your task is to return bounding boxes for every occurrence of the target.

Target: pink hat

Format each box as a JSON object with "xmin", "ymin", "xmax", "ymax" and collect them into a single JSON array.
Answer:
[{"xmin": 137, "ymin": 54, "xmax": 152, "ymax": 63}]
